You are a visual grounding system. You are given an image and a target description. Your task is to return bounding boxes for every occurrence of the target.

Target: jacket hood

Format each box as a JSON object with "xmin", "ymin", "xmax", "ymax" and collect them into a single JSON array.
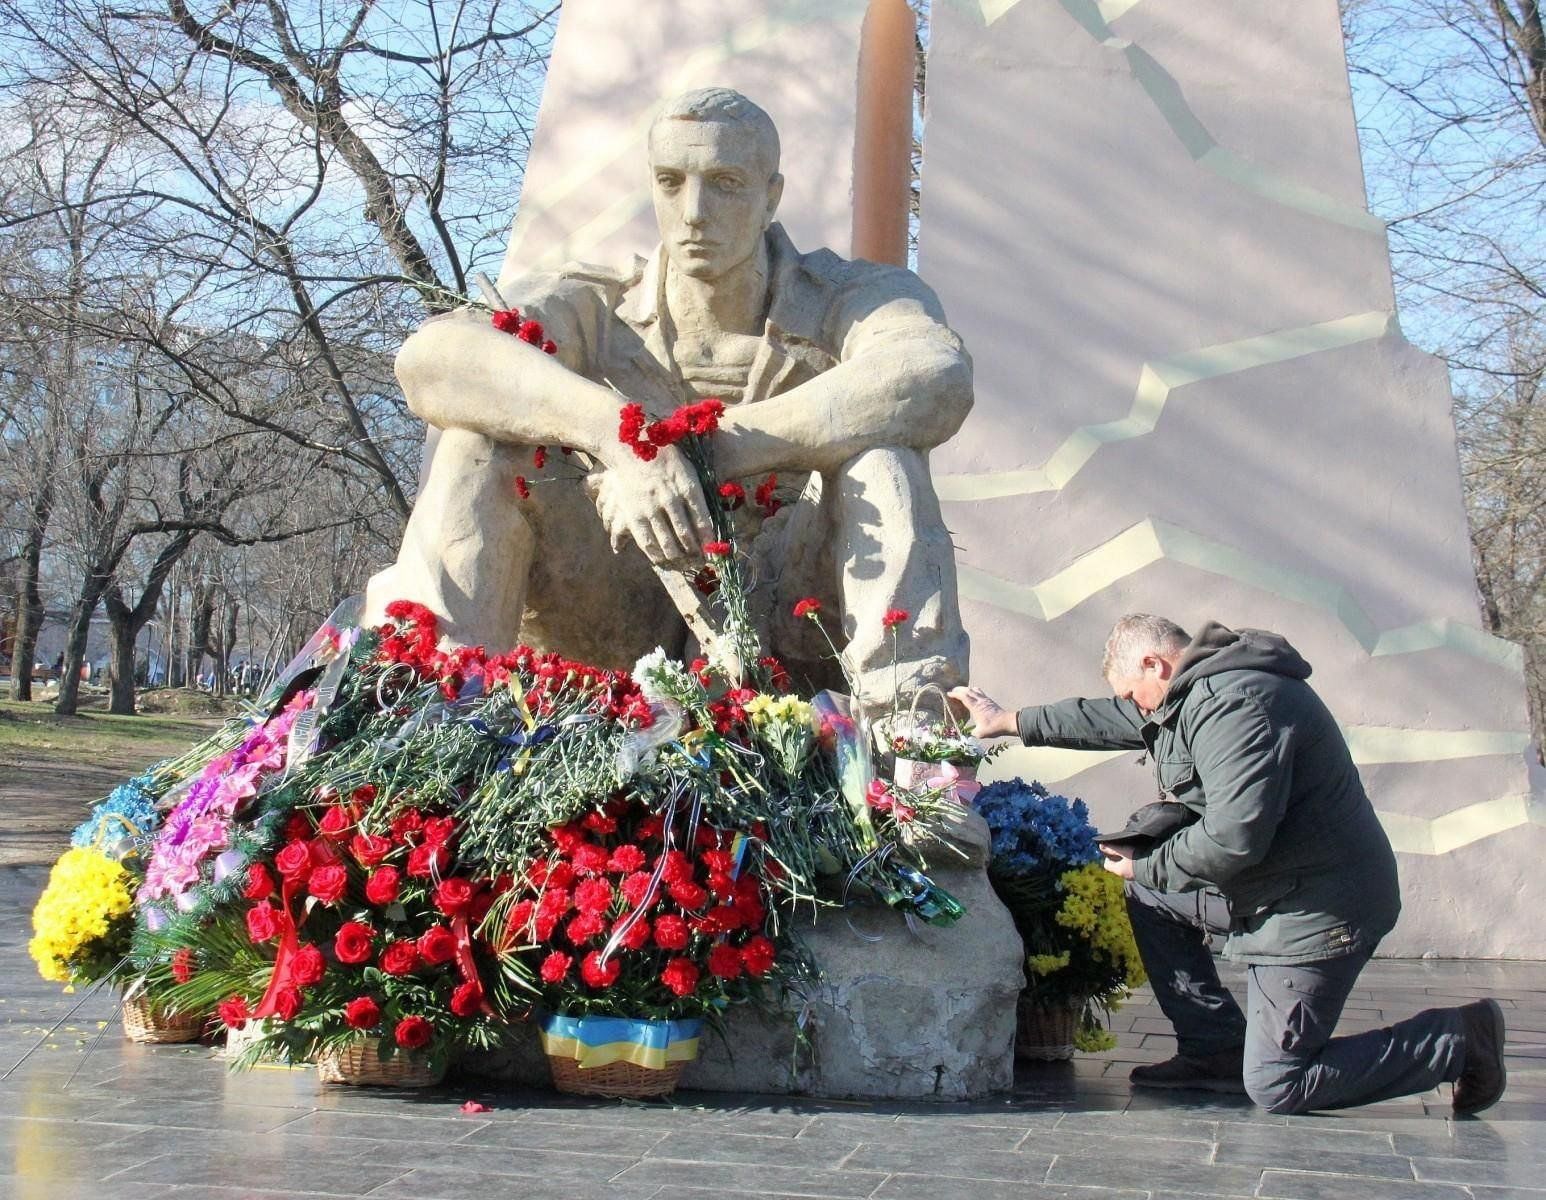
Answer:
[{"xmin": 1156, "ymin": 622, "xmax": 1311, "ymax": 719}]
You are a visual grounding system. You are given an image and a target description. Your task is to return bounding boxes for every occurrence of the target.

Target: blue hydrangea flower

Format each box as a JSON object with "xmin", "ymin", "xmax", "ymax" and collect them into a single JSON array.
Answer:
[{"xmin": 976, "ymin": 777, "xmax": 1097, "ymax": 876}]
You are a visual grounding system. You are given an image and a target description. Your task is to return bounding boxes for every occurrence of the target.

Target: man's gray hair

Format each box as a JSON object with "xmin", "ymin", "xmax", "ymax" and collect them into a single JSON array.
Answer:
[
  {"xmin": 650, "ymin": 87, "xmax": 781, "ymax": 177},
  {"xmin": 1102, "ymin": 613, "xmax": 1191, "ymax": 680}
]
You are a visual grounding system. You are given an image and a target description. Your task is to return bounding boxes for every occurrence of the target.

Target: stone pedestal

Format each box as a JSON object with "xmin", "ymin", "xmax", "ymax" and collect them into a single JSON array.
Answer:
[{"xmin": 465, "ymin": 809, "xmax": 1023, "ymax": 1100}]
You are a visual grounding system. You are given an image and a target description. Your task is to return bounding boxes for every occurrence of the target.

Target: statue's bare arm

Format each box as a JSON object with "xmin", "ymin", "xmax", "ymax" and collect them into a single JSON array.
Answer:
[{"xmin": 395, "ymin": 310, "xmax": 714, "ymax": 567}]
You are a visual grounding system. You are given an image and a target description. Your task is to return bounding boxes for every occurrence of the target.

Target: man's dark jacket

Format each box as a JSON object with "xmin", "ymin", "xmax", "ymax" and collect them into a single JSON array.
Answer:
[{"xmin": 1015, "ymin": 623, "xmax": 1401, "ymax": 964}]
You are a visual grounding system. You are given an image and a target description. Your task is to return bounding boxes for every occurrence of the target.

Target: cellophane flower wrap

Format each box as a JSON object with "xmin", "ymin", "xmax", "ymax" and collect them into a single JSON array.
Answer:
[{"xmin": 977, "ymin": 778, "xmax": 1146, "ymax": 1050}]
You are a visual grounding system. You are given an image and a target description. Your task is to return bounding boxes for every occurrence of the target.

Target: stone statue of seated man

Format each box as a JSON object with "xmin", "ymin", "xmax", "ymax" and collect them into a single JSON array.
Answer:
[{"xmin": 364, "ymin": 87, "xmax": 973, "ymax": 706}]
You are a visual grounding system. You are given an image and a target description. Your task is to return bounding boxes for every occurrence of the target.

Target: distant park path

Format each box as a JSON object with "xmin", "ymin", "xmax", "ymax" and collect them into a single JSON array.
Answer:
[{"xmin": 0, "ymin": 698, "xmax": 224, "ymax": 866}]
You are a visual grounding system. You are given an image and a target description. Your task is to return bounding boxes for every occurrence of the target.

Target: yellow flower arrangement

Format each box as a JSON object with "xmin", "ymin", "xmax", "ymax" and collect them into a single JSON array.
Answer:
[
  {"xmin": 28, "ymin": 848, "xmax": 136, "ymax": 984},
  {"xmin": 744, "ymin": 694, "xmax": 813, "ymax": 728}
]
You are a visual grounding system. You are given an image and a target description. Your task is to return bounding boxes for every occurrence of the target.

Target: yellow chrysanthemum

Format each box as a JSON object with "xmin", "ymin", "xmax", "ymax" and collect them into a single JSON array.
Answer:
[{"xmin": 29, "ymin": 848, "xmax": 135, "ymax": 984}]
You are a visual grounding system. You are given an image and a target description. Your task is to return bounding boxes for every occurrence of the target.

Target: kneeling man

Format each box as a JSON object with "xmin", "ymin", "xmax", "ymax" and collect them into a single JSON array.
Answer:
[{"xmin": 952, "ymin": 615, "xmax": 1506, "ymax": 1115}]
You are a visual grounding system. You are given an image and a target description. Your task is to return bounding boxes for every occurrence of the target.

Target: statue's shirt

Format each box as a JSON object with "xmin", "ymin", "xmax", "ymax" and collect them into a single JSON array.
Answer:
[{"xmin": 500, "ymin": 223, "xmax": 965, "ymax": 424}]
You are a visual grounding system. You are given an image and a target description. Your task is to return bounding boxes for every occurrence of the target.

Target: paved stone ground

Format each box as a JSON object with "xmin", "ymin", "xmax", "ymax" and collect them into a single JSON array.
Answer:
[{"xmin": 3, "ymin": 866, "xmax": 1543, "ymax": 1200}]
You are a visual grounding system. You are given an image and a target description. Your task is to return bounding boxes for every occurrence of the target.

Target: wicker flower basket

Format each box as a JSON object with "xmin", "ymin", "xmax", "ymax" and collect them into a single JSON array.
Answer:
[
  {"xmin": 121, "ymin": 992, "xmax": 205, "ymax": 1044},
  {"xmin": 1015, "ymin": 997, "xmax": 1080, "ymax": 1062},
  {"xmin": 547, "ymin": 1053, "xmax": 688, "ymax": 1099},
  {"xmin": 316, "ymin": 1038, "xmax": 444, "ymax": 1088}
]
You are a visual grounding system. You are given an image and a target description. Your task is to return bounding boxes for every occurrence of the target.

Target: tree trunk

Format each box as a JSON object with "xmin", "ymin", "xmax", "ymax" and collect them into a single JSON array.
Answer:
[
  {"xmin": 105, "ymin": 609, "xmax": 137, "ymax": 714},
  {"xmin": 188, "ymin": 581, "xmax": 214, "ymax": 688},
  {"xmin": 7, "ymin": 479, "xmax": 53, "ymax": 702},
  {"xmin": 54, "ymin": 576, "xmax": 106, "ymax": 715}
]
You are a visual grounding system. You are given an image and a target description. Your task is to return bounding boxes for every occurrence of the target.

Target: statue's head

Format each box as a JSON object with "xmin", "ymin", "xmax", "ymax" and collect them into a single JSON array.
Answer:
[{"xmin": 648, "ymin": 88, "xmax": 785, "ymax": 281}]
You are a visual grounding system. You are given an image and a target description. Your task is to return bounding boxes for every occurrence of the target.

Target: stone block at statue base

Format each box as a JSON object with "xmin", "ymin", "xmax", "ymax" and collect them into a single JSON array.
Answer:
[{"xmin": 462, "ymin": 809, "xmax": 1022, "ymax": 1101}]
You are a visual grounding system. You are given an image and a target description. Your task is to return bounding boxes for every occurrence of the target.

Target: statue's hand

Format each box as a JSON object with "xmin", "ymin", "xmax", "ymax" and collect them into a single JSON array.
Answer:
[{"xmin": 593, "ymin": 443, "xmax": 714, "ymax": 567}]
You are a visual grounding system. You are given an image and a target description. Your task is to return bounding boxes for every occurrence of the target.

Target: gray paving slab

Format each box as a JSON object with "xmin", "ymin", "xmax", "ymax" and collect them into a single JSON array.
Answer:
[{"xmin": 3, "ymin": 865, "xmax": 1545, "ymax": 1200}]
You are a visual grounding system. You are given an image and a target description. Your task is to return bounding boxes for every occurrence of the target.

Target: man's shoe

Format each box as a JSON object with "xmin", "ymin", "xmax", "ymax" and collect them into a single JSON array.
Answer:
[
  {"xmin": 1453, "ymin": 999, "xmax": 1507, "ymax": 1116},
  {"xmin": 1130, "ymin": 1048, "xmax": 1246, "ymax": 1094}
]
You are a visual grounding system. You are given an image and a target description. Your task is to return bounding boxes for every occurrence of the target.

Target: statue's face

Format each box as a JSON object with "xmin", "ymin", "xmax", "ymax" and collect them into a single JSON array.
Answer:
[{"xmin": 648, "ymin": 119, "xmax": 783, "ymax": 281}]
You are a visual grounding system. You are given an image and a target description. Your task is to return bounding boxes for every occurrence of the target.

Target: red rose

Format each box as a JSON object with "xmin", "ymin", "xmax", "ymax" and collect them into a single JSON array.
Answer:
[
  {"xmin": 418, "ymin": 925, "xmax": 458, "ymax": 967},
  {"xmin": 365, "ymin": 866, "xmax": 402, "ymax": 906},
  {"xmin": 171, "ymin": 947, "xmax": 196, "ymax": 984},
  {"xmin": 450, "ymin": 981, "xmax": 484, "ymax": 1018},
  {"xmin": 792, "ymin": 597, "xmax": 821, "ymax": 619},
  {"xmin": 394, "ymin": 1015, "xmax": 434, "ymax": 1050},
  {"xmin": 274, "ymin": 839, "xmax": 313, "ymax": 883},
  {"xmin": 291, "ymin": 942, "xmax": 325, "ymax": 987},
  {"xmin": 612, "ymin": 916, "xmax": 650, "ymax": 951},
  {"xmin": 539, "ymin": 951, "xmax": 572, "ymax": 984},
  {"xmin": 217, "ymin": 995, "xmax": 250, "ymax": 1030},
  {"xmin": 318, "ymin": 804, "xmax": 353, "ymax": 839},
  {"xmin": 668, "ymin": 880, "xmax": 708, "ymax": 910},
  {"xmin": 422, "ymin": 816, "xmax": 457, "ymax": 846},
  {"xmin": 740, "ymin": 934, "xmax": 776, "ymax": 977},
  {"xmin": 434, "ymin": 877, "xmax": 476, "ymax": 919},
  {"xmin": 619, "ymin": 872, "xmax": 655, "ymax": 910},
  {"xmin": 579, "ymin": 950, "xmax": 620, "ymax": 989},
  {"xmin": 652, "ymin": 914, "xmax": 689, "ymax": 950},
  {"xmin": 380, "ymin": 941, "xmax": 420, "ymax": 975},
  {"xmin": 343, "ymin": 996, "xmax": 381, "ymax": 1031},
  {"xmin": 573, "ymin": 877, "xmax": 614, "ymax": 916},
  {"xmin": 308, "ymin": 864, "xmax": 348, "ymax": 905},
  {"xmin": 245, "ymin": 902, "xmax": 281, "ymax": 943},
  {"xmin": 272, "ymin": 985, "xmax": 303, "ymax": 1021},
  {"xmin": 282, "ymin": 813, "xmax": 311, "ymax": 842},
  {"xmin": 607, "ymin": 844, "xmax": 646, "ymax": 873},
  {"xmin": 351, "ymin": 833, "xmax": 392, "ymax": 867},
  {"xmin": 333, "ymin": 921, "xmax": 375, "ymax": 965},
  {"xmin": 661, "ymin": 957, "xmax": 700, "ymax": 998},
  {"xmin": 406, "ymin": 843, "xmax": 450, "ymax": 879},
  {"xmin": 242, "ymin": 863, "xmax": 275, "ymax": 901},
  {"xmin": 390, "ymin": 809, "xmax": 423, "ymax": 842},
  {"xmin": 565, "ymin": 912, "xmax": 606, "ymax": 944},
  {"xmin": 707, "ymin": 943, "xmax": 744, "ymax": 980}
]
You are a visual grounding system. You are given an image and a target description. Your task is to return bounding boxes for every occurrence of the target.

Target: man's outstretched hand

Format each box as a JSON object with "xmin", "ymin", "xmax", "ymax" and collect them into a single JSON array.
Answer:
[
  {"xmin": 593, "ymin": 442, "xmax": 715, "ymax": 567},
  {"xmin": 947, "ymin": 686, "xmax": 1019, "ymax": 739}
]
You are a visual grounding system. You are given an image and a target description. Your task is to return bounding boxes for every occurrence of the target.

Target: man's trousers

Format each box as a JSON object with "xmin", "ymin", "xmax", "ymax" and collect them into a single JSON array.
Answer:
[{"xmin": 1126, "ymin": 881, "xmax": 1468, "ymax": 1113}]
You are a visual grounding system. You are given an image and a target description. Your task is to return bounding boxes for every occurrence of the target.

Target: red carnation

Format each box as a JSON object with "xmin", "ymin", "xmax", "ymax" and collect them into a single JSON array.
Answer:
[
  {"xmin": 612, "ymin": 915, "xmax": 652, "ymax": 951},
  {"xmin": 274, "ymin": 839, "xmax": 313, "ymax": 883},
  {"xmin": 652, "ymin": 913, "xmax": 689, "ymax": 951},
  {"xmin": 701, "ymin": 849, "xmax": 734, "ymax": 874},
  {"xmin": 741, "ymin": 934, "xmax": 776, "ymax": 977},
  {"xmin": 668, "ymin": 879, "xmax": 708, "ymax": 910},
  {"xmin": 579, "ymin": 950, "xmax": 620, "ymax": 989},
  {"xmin": 434, "ymin": 877, "xmax": 477, "ymax": 919},
  {"xmin": 517, "ymin": 318, "xmax": 545, "ymax": 345},
  {"xmin": 514, "ymin": 475, "xmax": 531, "ymax": 500},
  {"xmin": 351, "ymin": 833, "xmax": 392, "ymax": 867},
  {"xmin": 792, "ymin": 597, "xmax": 821, "ymax": 619},
  {"xmin": 608, "ymin": 844, "xmax": 646, "ymax": 873},
  {"xmin": 636, "ymin": 814, "xmax": 665, "ymax": 841},
  {"xmin": 245, "ymin": 902, "xmax": 280, "ymax": 943},
  {"xmin": 503, "ymin": 898, "xmax": 536, "ymax": 945},
  {"xmin": 318, "ymin": 804, "xmax": 354, "ymax": 839},
  {"xmin": 217, "ymin": 995, "xmax": 251, "ymax": 1030},
  {"xmin": 581, "ymin": 811, "xmax": 618, "ymax": 835},
  {"xmin": 545, "ymin": 860, "xmax": 577, "ymax": 890},
  {"xmin": 659, "ymin": 850, "xmax": 693, "ymax": 885},
  {"xmin": 291, "ymin": 942, "xmax": 325, "ymax": 987},
  {"xmin": 272, "ymin": 986, "xmax": 303, "ymax": 1022},
  {"xmin": 539, "ymin": 951, "xmax": 572, "ymax": 984},
  {"xmin": 491, "ymin": 308, "xmax": 522, "ymax": 335},
  {"xmin": 661, "ymin": 957, "xmax": 700, "ymax": 998},
  {"xmin": 542, "ymin": 339, "xmax": 558, "ymax": 355},
  {"xmin": 755, "ymin": 472, "xmax": 780, "ymax": 517},
  {"xmin": 343, "ymin": 996, "xmax": 381, "ymax": 1030},
  {"xmin": 565, "ymin": 911, "xmax": 606, "ymax": 943},
  {"xmin": 718, "ymin": 481, "xmax": 745, "ymax": 510},
  {"xmin": 418, "ymin": 925, "xmax": 458, "ymax": 966},
  {"xmin": 365, "ymin": 866, "xmax": 401, "ymax": 906},
  {"xmin": 574, "ymin": 877, "xmax": 615, "ymax": 916},
  {"xmin": 757, "ymin": 655, "xmax": 791, "ymax": 692},
  {"xmin": 707, "ymin": 943, "xmax": 744, "ymax": 980},
  {"xmin": 380, "ymin": 941, "xmax": 420, "ymax": 975},
  {"xmin": 450, "ymin": 981, "xmax": 484, "ymax": 1018},
  {"xmin": 242, "ymin": 863, "xmax": 275, "ymax": 901},
  {"xmin": 533, "ymin": 445, "xmax": 547, "ymax": 469},
  {"xmin": 882, "ymin": 607, "xmax": 910, "ymax": 629},
  {"xmin": 333, "ymin": 921, "xmax": 375, "ymax": 965},
  {"xmin": 619, "ymin": 872, "xmax": 655, "ymax": 910},
  {"xmin": 308, "ymin": 863, "xmax": 348, "ymax": 905},
  {"xmin": 571, "ymin": 844, "xmax": 609, "ymax": 876},
  {"xmin": 171, "ymin": 947, "xmax": 197, "ymax": 984},
  {"xmin": 394, "ymin": 1015, "xmax": 434, "ymax": 1050},
  {"xmin": 702, "ymin": 540, "xmax": 731, "ymax": 558}
]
